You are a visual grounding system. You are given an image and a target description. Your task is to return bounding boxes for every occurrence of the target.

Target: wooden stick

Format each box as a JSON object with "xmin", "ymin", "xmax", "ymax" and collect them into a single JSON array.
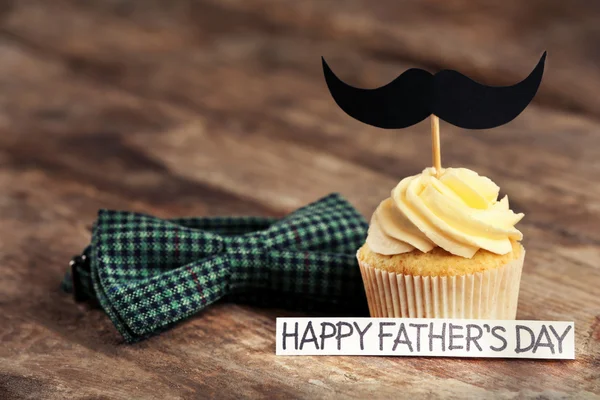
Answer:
[{"xmin": 430, "ymin": 114, "xmax": 442, "ymax": 177}]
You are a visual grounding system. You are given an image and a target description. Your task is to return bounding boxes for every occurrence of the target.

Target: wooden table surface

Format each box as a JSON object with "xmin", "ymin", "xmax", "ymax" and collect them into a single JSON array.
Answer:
[{"xmin": 1, "ymin": 1, "xmax": 599, "ymax": 399}]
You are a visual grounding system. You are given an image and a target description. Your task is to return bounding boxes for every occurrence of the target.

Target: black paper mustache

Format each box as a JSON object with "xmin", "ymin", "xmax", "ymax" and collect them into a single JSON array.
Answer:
[{"xmin": 322, "ymin": 52, "xmax": 546, "ymax": 130}]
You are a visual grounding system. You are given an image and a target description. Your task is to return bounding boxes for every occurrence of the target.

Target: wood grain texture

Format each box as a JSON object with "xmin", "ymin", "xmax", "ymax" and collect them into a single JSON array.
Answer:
[{"xmin": 0, "ymin": 1, "xmax": 599, "ymax": 398}]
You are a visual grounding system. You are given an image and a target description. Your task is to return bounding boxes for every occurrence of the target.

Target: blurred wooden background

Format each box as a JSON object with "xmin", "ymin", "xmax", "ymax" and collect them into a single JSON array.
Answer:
[{"xmin": 0, "ymin": 0, "xmax": 599, "ymax": 398}]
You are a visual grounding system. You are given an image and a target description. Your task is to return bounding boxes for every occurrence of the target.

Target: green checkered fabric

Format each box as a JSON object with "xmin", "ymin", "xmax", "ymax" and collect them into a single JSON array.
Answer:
[{"xmin": 62, "ymin": 193, "xmax": 369, "ymax": 343}]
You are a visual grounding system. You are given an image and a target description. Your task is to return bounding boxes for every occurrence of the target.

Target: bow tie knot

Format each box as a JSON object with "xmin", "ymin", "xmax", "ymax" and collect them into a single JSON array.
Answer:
[{"xmin": 64, "ymin": 193, "xmax": 368, "ymax": 342}]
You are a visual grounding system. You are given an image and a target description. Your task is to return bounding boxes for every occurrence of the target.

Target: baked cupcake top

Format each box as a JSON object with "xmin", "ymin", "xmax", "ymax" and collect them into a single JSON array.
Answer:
[{"xmin": 366, "ymin": 167, "xmax": 523, "ymax": 259}]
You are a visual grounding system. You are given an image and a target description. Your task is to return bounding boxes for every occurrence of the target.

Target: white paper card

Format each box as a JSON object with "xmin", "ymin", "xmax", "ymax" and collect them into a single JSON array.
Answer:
[{"xmin": 276, "ymin": 318, "xmax": 574, "ymax": 359}]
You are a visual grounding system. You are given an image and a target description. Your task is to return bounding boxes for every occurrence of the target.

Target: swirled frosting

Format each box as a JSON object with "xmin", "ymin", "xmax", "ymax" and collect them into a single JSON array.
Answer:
[{"xmin": 366, "ymin": 167, "xmax": 523, "ymax": 258}]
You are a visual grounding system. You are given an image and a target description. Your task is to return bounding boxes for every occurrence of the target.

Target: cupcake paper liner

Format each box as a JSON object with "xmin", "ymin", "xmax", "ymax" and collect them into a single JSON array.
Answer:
[{"xmin": 358, "ymin": 249, "xmax": 525, "ymax": 319}]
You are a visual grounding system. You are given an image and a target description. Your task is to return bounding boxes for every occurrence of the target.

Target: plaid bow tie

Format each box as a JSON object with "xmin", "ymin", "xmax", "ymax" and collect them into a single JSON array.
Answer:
[{"xmin": 62, "ymin": 193, "xmax": 369, "ymax": 342}]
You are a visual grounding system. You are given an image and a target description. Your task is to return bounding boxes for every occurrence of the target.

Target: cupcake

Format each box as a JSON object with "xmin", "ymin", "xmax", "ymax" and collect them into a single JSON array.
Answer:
[
  {"xmin": 357, "ymin": 167, "xmax": 525, "ymax": 319},
  {"xmin": 321, "ymin": 52, "xmax": 546, "ymax": 319}
]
